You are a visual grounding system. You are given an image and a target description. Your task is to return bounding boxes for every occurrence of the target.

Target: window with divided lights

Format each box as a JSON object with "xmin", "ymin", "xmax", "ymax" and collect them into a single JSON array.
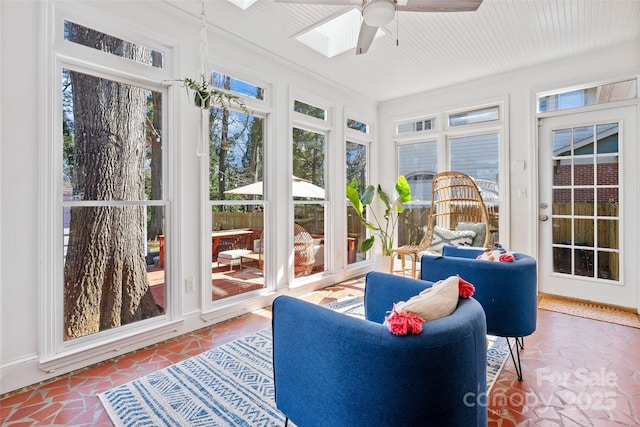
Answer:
[
  {"xmin": 60, "ymin": 40, "xmax": 167, "ymax": 340},
  {"xmin": 346, "ymin": 116, "xmax": 370, "ymax": 265},
  {"xmin": 346, "ymin": 140, "xmax": 368, "ymax": 265},
  {"xmin": 291, "ymin": 99, "xmax": 328, "ymax": 277},
  {"xmin": 396, "ymin": 118, "xmax": 435, "ymax": 134},
  {"xmin": 208, "ymin": 72, "xmax": 266, "ymax": 300},
  {"xmin": 292, "ymin": 126, "xmax": 326, "ymax": 276},
  {"xmin": 550, "ymin": 123, "xmax": 620, "ymax": 281},
  {"xmin": 396, "ymin": 104, "xmax": 503, "ymax": 249}
]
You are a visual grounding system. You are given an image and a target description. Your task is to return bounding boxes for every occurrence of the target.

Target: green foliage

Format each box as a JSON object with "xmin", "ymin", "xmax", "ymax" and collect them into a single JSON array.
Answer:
[
  {"xmin": 208, "ymin": 108, "xmax": 263, "ymax": 200},
  {"xmin": 292, "ymin": 127, "xmax": 324, "ymax": 186},
  {"xmin": 174, "ymin": 75, "xmax": 248, "ymax": 113},
  {"xmin": 346, "ymin": 175, "xmax": 411, "ymax": 256}
]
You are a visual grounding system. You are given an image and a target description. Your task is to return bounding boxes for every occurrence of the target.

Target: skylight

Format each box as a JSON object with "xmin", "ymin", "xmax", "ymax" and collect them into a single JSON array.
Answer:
[
  {"xmin": 227, "ymin": 0, "xmax": 258, "ymax": 10},
  {"xmin": 295, "ymin": 9, "xmax": 385, "ymax": 58}
]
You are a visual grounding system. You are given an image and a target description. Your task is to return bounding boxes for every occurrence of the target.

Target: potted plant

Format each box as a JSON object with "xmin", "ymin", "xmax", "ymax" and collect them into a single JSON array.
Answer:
[
  {"xmin": 171, "ymin": 74, "xmax": 247, "ymax": 111},
  {"xmin": 346, "ymin": 175, "xmax": 411, "ymax": 258},
  {"xmin": 169, "ymin": 74, "xmax": 251, "ymax": 156}
]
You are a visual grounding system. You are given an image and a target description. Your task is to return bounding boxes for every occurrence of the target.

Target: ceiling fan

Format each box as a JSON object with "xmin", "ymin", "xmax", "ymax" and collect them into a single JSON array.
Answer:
[{"xmin": 279, "ymin": 0, "xmax": 483, "ymax": 55}]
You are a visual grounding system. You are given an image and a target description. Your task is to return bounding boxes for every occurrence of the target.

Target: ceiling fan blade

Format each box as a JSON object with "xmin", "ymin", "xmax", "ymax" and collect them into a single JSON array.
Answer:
[
  {"xmin": 356, "ymin": 22, "xmax": 378, "ymax": 55},
  {"xmin": 397, "ymin": 0, "xmax": 482, "ymax": 12}
]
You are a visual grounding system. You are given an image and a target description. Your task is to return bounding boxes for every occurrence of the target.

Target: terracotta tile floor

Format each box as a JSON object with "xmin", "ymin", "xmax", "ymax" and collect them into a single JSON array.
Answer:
[{"xmin": 2, "ymin": 276, "xmax": 639, "ymax": 426}]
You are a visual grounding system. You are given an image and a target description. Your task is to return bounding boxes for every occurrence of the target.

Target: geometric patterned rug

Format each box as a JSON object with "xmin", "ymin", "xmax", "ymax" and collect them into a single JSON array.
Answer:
[{"xmin": 99, "ymin": 296, "xmax": 509, "ymax": 427}]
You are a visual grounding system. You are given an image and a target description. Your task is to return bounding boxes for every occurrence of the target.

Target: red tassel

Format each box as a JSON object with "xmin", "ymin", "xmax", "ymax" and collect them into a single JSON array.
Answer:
[
  {"xmin": 386, "ymin": 306, "xmax": 424, "ymax": 335},
  {"xmin": 499, "ymin": 253, "xmax": 515, "ymax": 262},
  {"xmin": 457, "ymin": 275, "xmax": 475, "ymax": 298}
]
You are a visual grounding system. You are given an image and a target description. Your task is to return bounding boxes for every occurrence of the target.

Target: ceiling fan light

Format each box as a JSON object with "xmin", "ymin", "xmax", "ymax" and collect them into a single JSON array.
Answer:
[{"xmin": 362, "ymin": 0, "xmax": 395, "ymax": 27}]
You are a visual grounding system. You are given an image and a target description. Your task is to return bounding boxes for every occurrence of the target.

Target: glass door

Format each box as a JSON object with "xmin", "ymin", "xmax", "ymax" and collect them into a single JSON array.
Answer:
[{"xmin": 538, "ymin": 105, "xmax": 638, "ymax": 307}]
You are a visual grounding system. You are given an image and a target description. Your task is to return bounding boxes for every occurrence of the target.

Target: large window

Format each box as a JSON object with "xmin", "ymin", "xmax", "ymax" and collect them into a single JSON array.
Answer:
[
  {"xmin": 290, "ymin": 97, "xmax": 329, "ymax": 278},
  {"xmin": 292, "ymin": 126, "xmax": 326, "ymax": 277},
  {"xmin": 346, "ymin": 116, "xmax": 370, "ymax": 265},
  {"xmin": 397, "ymin": 141, "xmax": 437, "ymax": 247},
  {"xmin": 449, "ymin": 133, "xmax": 500, "ymax": 192},
  {"xmin": 208, "ymin": 73, "xmax": 266, "ymax": 301},
  {"xmin": 396, "ymin": 103, "xmax": 504, "ymax": 247},
  {"xmin": 59, "ymin": 22, "xmax": 168, "ymax": 342},
  {"xmin": 449, "ymin": 133, "xmax": 500, "ymax": 238}
]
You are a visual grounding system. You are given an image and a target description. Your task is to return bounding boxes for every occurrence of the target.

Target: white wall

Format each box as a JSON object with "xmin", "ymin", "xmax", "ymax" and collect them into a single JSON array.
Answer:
[
  {"xmin": 1, "ymin": 0, "xmax": 43, "ymax": 391},
  {"xmin": 378, "ymin": 40, "xmax": 640, "ymax": 258},
  {"xmin": 0, "ymin": 0, "xmax": 376, "ymax": 394}
]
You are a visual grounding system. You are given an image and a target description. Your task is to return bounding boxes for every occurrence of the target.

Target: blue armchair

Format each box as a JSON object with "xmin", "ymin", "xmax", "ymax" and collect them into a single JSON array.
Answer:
[
  {"xmin": 420, "ymin": 245, "xmax": 537, "ymax": 380},
  {"xmin": 272, "ymin": 272, "xmax": 488, "ymax": 427}
]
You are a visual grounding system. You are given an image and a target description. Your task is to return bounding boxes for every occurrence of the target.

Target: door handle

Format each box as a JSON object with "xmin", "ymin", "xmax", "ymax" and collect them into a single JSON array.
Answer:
[{"xmin": 539, "ymin": 215, "xmax": 549, "ymax": 221}]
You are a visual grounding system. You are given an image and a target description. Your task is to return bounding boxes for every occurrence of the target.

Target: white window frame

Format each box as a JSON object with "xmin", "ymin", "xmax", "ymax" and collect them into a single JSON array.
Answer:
[
  {"xmin": 345, "ymin": 109, "xmax": 373, "ymax": 267},
  {"xmin": 393, "ymin": 98, "xmax": 510, "ymax": 246},
  {"xmin": 289, "ymin": 89, "xmax": 334, "ymax": 285},
  {"xmin": 200, "ymin": 66, "xmax": 274, "ymax": 319},
  {"xmin": 40, "ymin": 2, "xmax": 180, "ymax": 371}
]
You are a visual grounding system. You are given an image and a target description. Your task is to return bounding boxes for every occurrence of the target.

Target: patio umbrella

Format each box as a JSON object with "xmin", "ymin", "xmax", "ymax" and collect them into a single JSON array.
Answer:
[{"xmin": 225, "ymin": 176, "xmax": 325, "ymax": 199}]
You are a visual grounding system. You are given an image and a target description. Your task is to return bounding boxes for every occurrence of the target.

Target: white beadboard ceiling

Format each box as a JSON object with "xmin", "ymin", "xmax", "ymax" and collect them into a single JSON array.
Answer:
[{"xmin": 163, "ymin": 0, "xmax": 640, "ymax": 102}]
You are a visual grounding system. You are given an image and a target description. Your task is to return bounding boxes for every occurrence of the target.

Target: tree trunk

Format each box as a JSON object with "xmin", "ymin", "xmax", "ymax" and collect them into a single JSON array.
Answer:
[{"xmin": 64, "ymin": 28, "xmax": 161, "ymax": 339}]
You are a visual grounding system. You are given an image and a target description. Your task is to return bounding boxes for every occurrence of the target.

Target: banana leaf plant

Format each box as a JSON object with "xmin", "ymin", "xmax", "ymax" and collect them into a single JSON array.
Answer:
[{"xmin": 346, "ymin": 175, "xmax": 411, "ymax": 256}]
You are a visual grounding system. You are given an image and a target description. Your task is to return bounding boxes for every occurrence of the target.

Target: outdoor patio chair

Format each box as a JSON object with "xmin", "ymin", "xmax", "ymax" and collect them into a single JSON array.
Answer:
[
  {"xmin": 390, "ymin": 171, "xmax": 491, "ymax": 277},
  {"xmin": 247, "ymin": 224, "xmax": 315, "ymax": 276},
  {"xmin": 293, "ymin": 223, "xmax": 315, "ymax": 276}
]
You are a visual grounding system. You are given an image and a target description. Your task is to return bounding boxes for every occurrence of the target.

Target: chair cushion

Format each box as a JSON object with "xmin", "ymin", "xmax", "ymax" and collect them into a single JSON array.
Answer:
[
  {"xmin": 217, "ymin": 249, "xmax": 252, "ymax": 263},
  {"xmin": 394, "ymin": 275, "xmax": 459, "ymax": 322},
  {"xmin": 456, "ymin": 222, "xmax": 486, "ymax": 247},
  {"xmin": 428, "ymin": 226, "xmax": 475, "ymax": 254}
]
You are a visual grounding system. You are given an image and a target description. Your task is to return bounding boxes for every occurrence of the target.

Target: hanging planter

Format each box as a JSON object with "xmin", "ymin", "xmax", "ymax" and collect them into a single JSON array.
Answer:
[
  {"xmin": 165, "ymin": 75, "xmax": 250, "ymax": 157},
  {"xmin": 164, "ymin": 3, "xmax": 250, "ymax": 155},
  {"xmin": 194, "ymin": 89, "xmax": 211, "ymax": 108},
  {"xmin": 177, "ymin": 76, "xmax": 245, "ymax": 111}
]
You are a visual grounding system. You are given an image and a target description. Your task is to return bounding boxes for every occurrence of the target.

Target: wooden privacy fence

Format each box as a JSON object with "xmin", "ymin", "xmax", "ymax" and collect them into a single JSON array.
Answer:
[
  {"xmin": 212, "ymin": 211, "xmax": 264, "ymax": 231},
  {"xmin": 552, "ymin": 202, "xmax": 619, "ymax": 280},
  {"xmin": 552, "ymin": 202, "xmax": 618, "ymax": 246}
]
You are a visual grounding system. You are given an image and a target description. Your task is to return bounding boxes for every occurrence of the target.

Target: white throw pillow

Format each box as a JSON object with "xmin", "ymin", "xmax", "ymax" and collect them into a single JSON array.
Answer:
[
  {"xmin": 395, "ymin": 276, "xmax": 459, "ymax": 322},
  {"xmin": 428, "ymin": 226, "xmax": 475, "ymax": 254},
  {"xmin": 455, "ymin": 222, "xmax": 487, "ymax": 247}
]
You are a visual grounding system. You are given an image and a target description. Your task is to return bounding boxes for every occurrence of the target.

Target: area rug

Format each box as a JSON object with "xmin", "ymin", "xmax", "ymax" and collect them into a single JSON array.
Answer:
[
  {"xmin": 99, "ymin": 296, "xmax": 509, "ymax": 427},
  {"xmin": 539, "ymin": 294, "xmax": 640, "ymax": 329}
]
